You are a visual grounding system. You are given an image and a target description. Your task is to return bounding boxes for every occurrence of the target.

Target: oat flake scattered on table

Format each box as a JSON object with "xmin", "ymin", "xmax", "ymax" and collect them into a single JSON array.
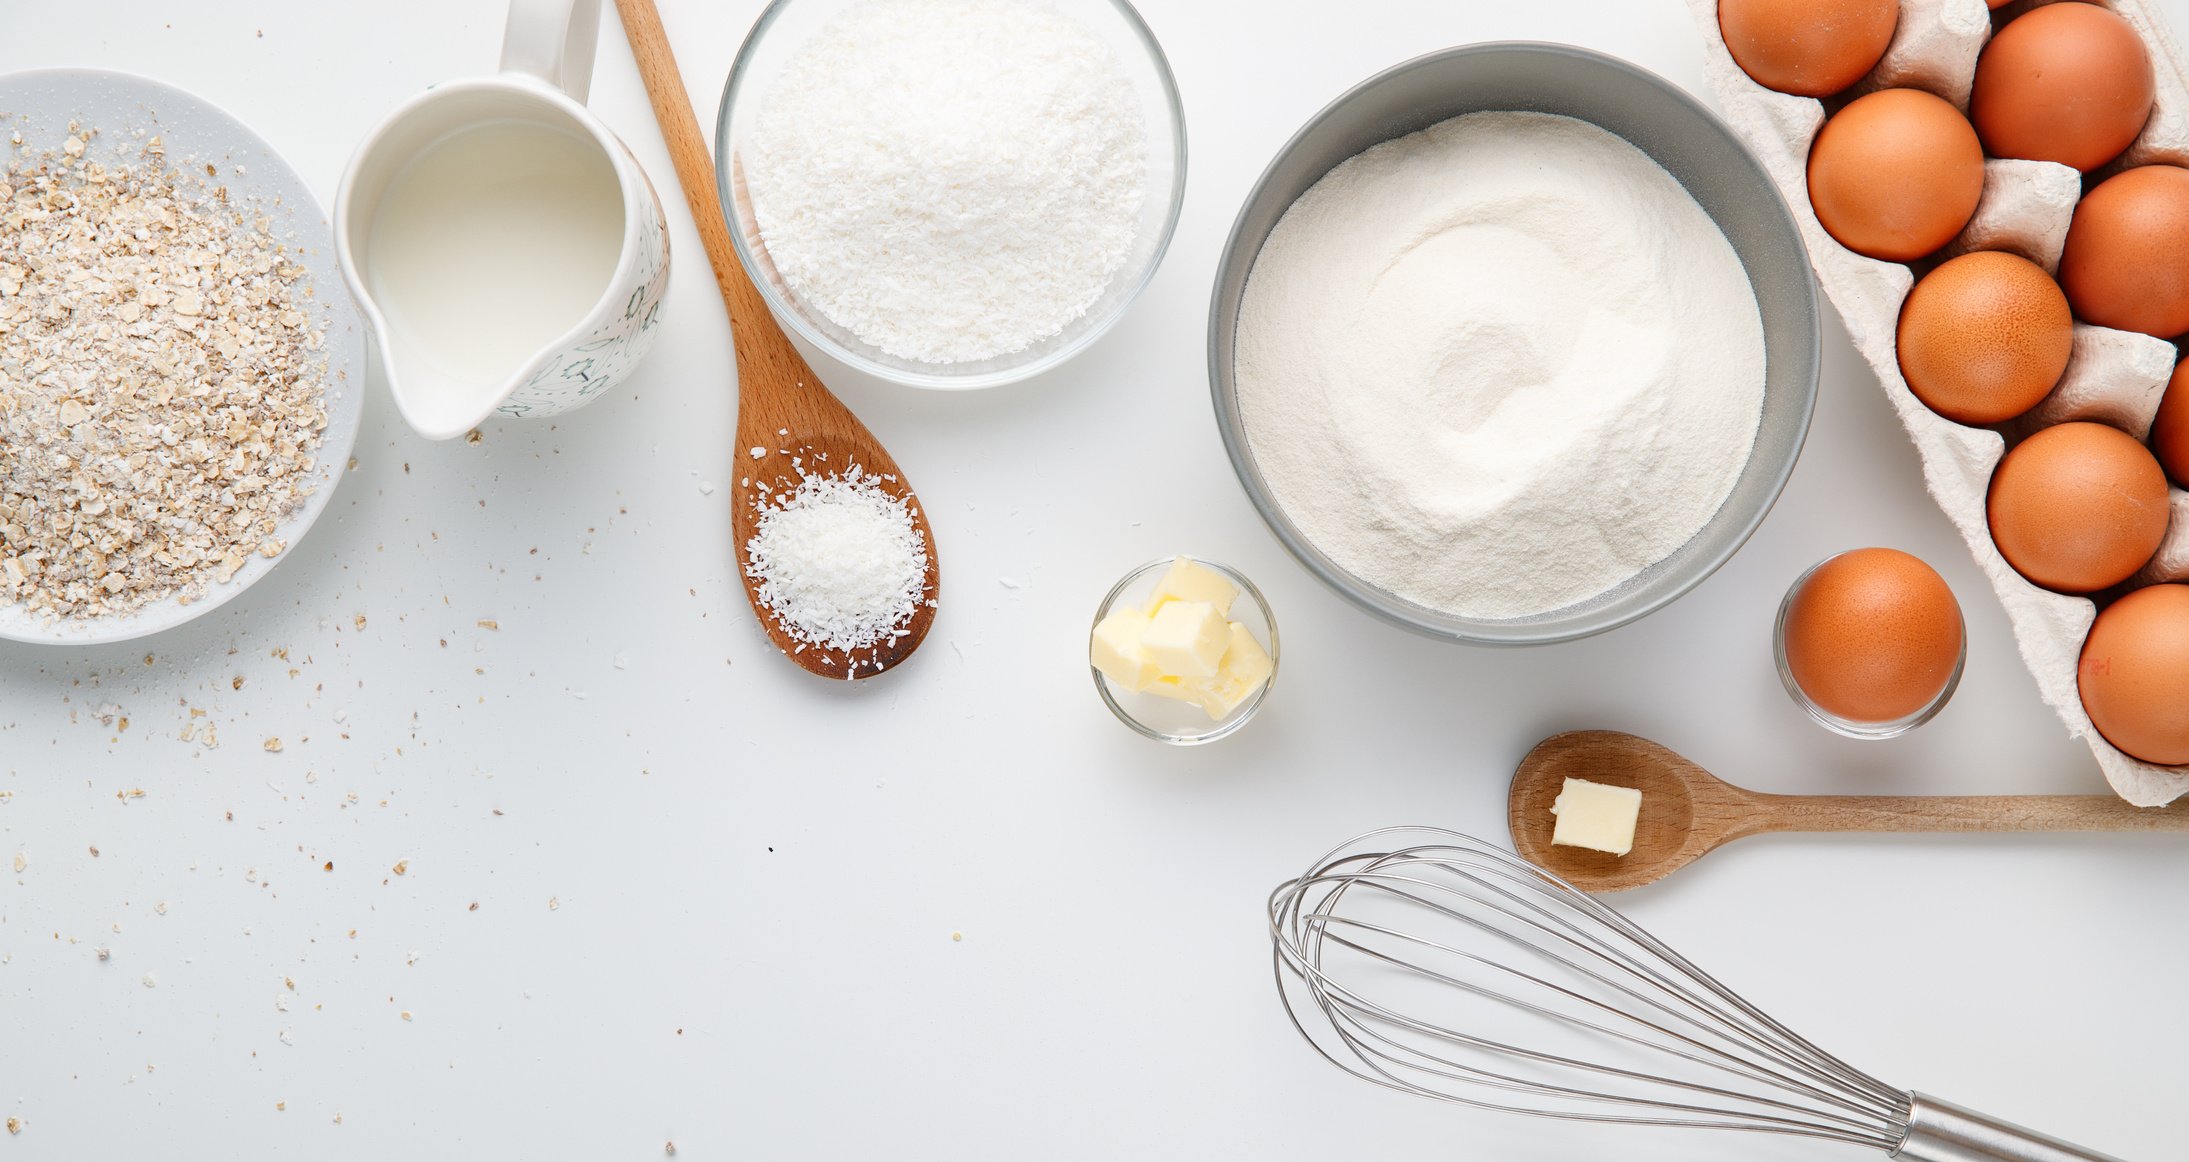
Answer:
[{"xmin": 0, "ymin": 126, "xmax": 330, "ymax": 618}]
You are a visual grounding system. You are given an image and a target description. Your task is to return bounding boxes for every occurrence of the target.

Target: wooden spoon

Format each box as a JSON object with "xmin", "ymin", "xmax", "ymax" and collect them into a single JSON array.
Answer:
[
  {"xmin": 1508, "ymin": 729, "xmax": 2188, "ymax": 892},
  {"xmin": 615, "ymin": 0, "xmax": 938, "ymax": 679}
]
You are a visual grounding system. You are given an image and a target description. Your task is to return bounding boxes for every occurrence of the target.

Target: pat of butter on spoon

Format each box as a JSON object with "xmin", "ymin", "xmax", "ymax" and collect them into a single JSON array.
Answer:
[{"xmin": 1549, "ymin": 777, "xmax": 1642, "ymax": 856}]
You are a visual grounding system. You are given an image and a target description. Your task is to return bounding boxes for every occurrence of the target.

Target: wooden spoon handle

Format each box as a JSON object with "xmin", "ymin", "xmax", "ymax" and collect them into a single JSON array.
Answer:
[
  {"xmin": 1746, "ymin": 793, "xmax": 2189, "ymax": 835},
  {"xmin": 614, "ymin": 0, "xmax": 798, "ymax": 374}
]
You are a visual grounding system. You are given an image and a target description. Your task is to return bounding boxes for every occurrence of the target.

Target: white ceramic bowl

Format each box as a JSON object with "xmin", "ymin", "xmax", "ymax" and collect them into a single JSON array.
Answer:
[
  {"xmin": 0, "ymin": 69, "xmax": 367, "ymax": 645},
  {"xmin": 715, "ymin": 0, "xmax": 1186, "ymax": 390}
]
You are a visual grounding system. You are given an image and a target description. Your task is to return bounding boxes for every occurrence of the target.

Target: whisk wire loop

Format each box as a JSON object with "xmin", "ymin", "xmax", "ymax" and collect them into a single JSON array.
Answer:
[
  {"xmin": 1298, "ymin": 910, "xmax": 1894, "ymax": 1139},
  {"xmin": 1350, "ymin": 857, "xmax": 1909, "ymax": 1123},
  {"xmin": 1269, "ymin": 827, "xmax": 1912, "ymax": 1151}
]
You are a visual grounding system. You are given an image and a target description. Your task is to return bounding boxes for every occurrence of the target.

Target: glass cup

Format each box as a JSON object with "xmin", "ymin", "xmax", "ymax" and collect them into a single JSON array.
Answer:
[
  {"xmin": 1773, "ymin": 552, "xmax": 1966, "ymax": 739},
  {"xmin": 1090, "ymin": 557, "xmax": 1277, "ymax": 745}
]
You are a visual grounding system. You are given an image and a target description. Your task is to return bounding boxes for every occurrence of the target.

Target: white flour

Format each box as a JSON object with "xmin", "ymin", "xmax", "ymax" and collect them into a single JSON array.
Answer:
[
  {"xmin": 1235, "ymin": 112, "xmax": 1766, "ymax": 619},
  {"xmin": 747, "ymin": 0, "xmax": 1148, "ymax": 364}
]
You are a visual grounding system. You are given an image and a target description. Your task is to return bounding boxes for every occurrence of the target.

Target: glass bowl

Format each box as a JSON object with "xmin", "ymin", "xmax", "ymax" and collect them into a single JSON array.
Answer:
[
  {"xmin": 1090, "ymin": 557, "xmax": 1278, "ymax": 745},
  {"xmin": 1772, "ymin": 553, "xmax": 1966, "ymax": 740},
  {"xmin": 715, "ymin": 0, "xmax": 1186, "ymax": 390}
]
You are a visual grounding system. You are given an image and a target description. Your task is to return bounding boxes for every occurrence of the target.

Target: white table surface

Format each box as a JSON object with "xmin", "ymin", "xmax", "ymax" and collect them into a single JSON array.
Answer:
[{"xmin": 4, "ymin": 1, "xmax": 2185, "ymax": 1158}]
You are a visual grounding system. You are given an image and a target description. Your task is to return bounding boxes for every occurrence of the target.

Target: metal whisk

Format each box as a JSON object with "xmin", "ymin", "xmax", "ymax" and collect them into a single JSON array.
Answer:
[{"xmin": 1269, "ymin": 828, "xmax": 2126, "ymax": 1162}]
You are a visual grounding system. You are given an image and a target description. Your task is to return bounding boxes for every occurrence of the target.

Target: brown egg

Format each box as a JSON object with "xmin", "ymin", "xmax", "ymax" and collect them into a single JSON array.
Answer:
[
  {"xmin": 2153, "ymin": 358, "xmax": 2189, "ymax": 486},
  {"xmin": 1719, "ymin": 0, "xmax": 1898, "ymax": 98},
  {"xmin": 1987, "ymin": 422, "xmax": 2171, "ymax": 593},
  {"xmin": 1896, "ymin": 251, "xmax": 2072, "ymax": 424},
  {"xmin": 2079, "ymin": 583, "xmax": 2189, "ymax": 765},
  {"xmin": 2059, "ymin": 165, "xmax": 2189, "ymax": 338},
  {"xmin": 1782, "ymin": 548, "xmax": 1964, "ymax": 724},
  {"xmin": 1808, "ymin": 90, "xmax": 1985, "ymax": 262},
  {"xmin": 1971, "ymin": 2, "xmax": 2154, "ymax": 173}
]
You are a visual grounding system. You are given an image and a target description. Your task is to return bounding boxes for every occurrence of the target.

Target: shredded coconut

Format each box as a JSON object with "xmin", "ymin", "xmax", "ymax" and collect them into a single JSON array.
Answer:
[
  {"xmin": 1235, "ymin": 112, "xmax": 1765, "ymax": 619},
  {"xmin": 746, "ymin": 0, "xmax": 1148, "ymax": 364},
  {"xmin": 744, "ymin": 467, "xmax": 929, "ymax": 655}
]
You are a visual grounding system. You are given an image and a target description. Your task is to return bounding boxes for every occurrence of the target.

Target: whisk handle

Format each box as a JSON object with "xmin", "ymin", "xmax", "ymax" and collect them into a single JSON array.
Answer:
[{"xmin": 1895, "ymin": 1094, "xmax": 2128, "ymax": 1162}]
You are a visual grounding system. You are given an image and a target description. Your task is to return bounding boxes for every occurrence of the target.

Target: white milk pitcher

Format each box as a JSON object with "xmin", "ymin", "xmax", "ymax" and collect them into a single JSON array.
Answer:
[{"xmin": 335, "ymin": 0, "xmax": 670, "ymax": 441}]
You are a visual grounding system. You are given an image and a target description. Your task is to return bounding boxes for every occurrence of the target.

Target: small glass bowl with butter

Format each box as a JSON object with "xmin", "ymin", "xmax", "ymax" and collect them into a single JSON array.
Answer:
[{"xmin": 1089, "ymin": 557, "xmax": 1277, "ymax": 744}]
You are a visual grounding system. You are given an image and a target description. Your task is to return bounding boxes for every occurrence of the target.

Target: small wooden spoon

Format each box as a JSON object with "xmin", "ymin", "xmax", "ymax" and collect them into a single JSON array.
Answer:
[
  {"xmin": 1508, "ymin": 730, "xmax": 2189, "ymax": 892},
  {"xmin": 616, "ymin": 0, "xmax": 938, "ymax": 679}
]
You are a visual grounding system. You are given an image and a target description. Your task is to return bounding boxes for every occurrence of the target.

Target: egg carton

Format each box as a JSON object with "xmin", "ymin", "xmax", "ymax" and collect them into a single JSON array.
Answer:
[{"xmin": 1683, "ymin": 0, "xmax": 2189, "ymax": 805}]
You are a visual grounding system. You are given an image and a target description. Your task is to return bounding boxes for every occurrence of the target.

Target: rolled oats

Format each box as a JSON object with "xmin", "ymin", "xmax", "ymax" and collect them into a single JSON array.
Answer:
[{"xmin": 0, "ymin": 127, "xmax": 329, "ymax": 618}]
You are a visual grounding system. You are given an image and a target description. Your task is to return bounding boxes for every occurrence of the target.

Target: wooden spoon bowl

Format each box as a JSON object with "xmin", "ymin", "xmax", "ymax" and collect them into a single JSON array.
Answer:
[
  {"xmin": 1508, "ymin": 731, "xmax": 1720, "ymax": 892},
  {"xmin": 732, "ymin": 423, "xmax": 938, "ymax": 679},
  {"xmin": 1509, "ymin": 729, "xmax": 2188, "ymax": 892}
]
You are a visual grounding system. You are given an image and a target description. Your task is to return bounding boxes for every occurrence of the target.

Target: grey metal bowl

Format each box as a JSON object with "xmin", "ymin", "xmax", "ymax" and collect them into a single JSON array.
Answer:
[{"xmin": 1208, "ymin": 42, "xmax": 1819, "ymax": 646}]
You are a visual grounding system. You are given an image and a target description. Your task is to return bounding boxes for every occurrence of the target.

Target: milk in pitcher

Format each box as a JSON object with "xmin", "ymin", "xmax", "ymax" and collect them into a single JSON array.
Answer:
[{"xmin": 365, "ymin": 120, "xmax": 624, "ymax": 430}]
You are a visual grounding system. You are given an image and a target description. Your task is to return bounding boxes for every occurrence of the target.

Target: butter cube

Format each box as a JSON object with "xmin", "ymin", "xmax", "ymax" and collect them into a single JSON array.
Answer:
[
  {"xmin": 1140, "ymin": 675, "xmax": 1205, "ymax": 706},
  {"xmin": 1090, "ymin": 606, "xmax": 1161, "ymax": 692},
  {"xmin": 1139, "ymin": 600, "xmax": 1229, "ymax": 680},
  {"xmin": 1549, "ymin": 778, "xmax": 1642, "ymax": 857},
  {"xmin": 1150, "ymin": 557, "xmax": 1239, "ymax": 618},
  {"xmin": 1196, "ymin": 621, "xmax": 1273, "ymax": 718}
]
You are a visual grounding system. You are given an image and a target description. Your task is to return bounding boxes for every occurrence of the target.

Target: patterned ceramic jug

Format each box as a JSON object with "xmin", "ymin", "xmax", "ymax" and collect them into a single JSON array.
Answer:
[{"xmin": 334, "ymin": 0, "xmax": 670, "ymax": 440}]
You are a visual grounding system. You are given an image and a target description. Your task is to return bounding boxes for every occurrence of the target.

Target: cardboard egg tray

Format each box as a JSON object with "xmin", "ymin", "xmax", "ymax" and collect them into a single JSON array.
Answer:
[{"xmin": 1683, "ymin": 0, "xmax": 2189, "ymax": 805}]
